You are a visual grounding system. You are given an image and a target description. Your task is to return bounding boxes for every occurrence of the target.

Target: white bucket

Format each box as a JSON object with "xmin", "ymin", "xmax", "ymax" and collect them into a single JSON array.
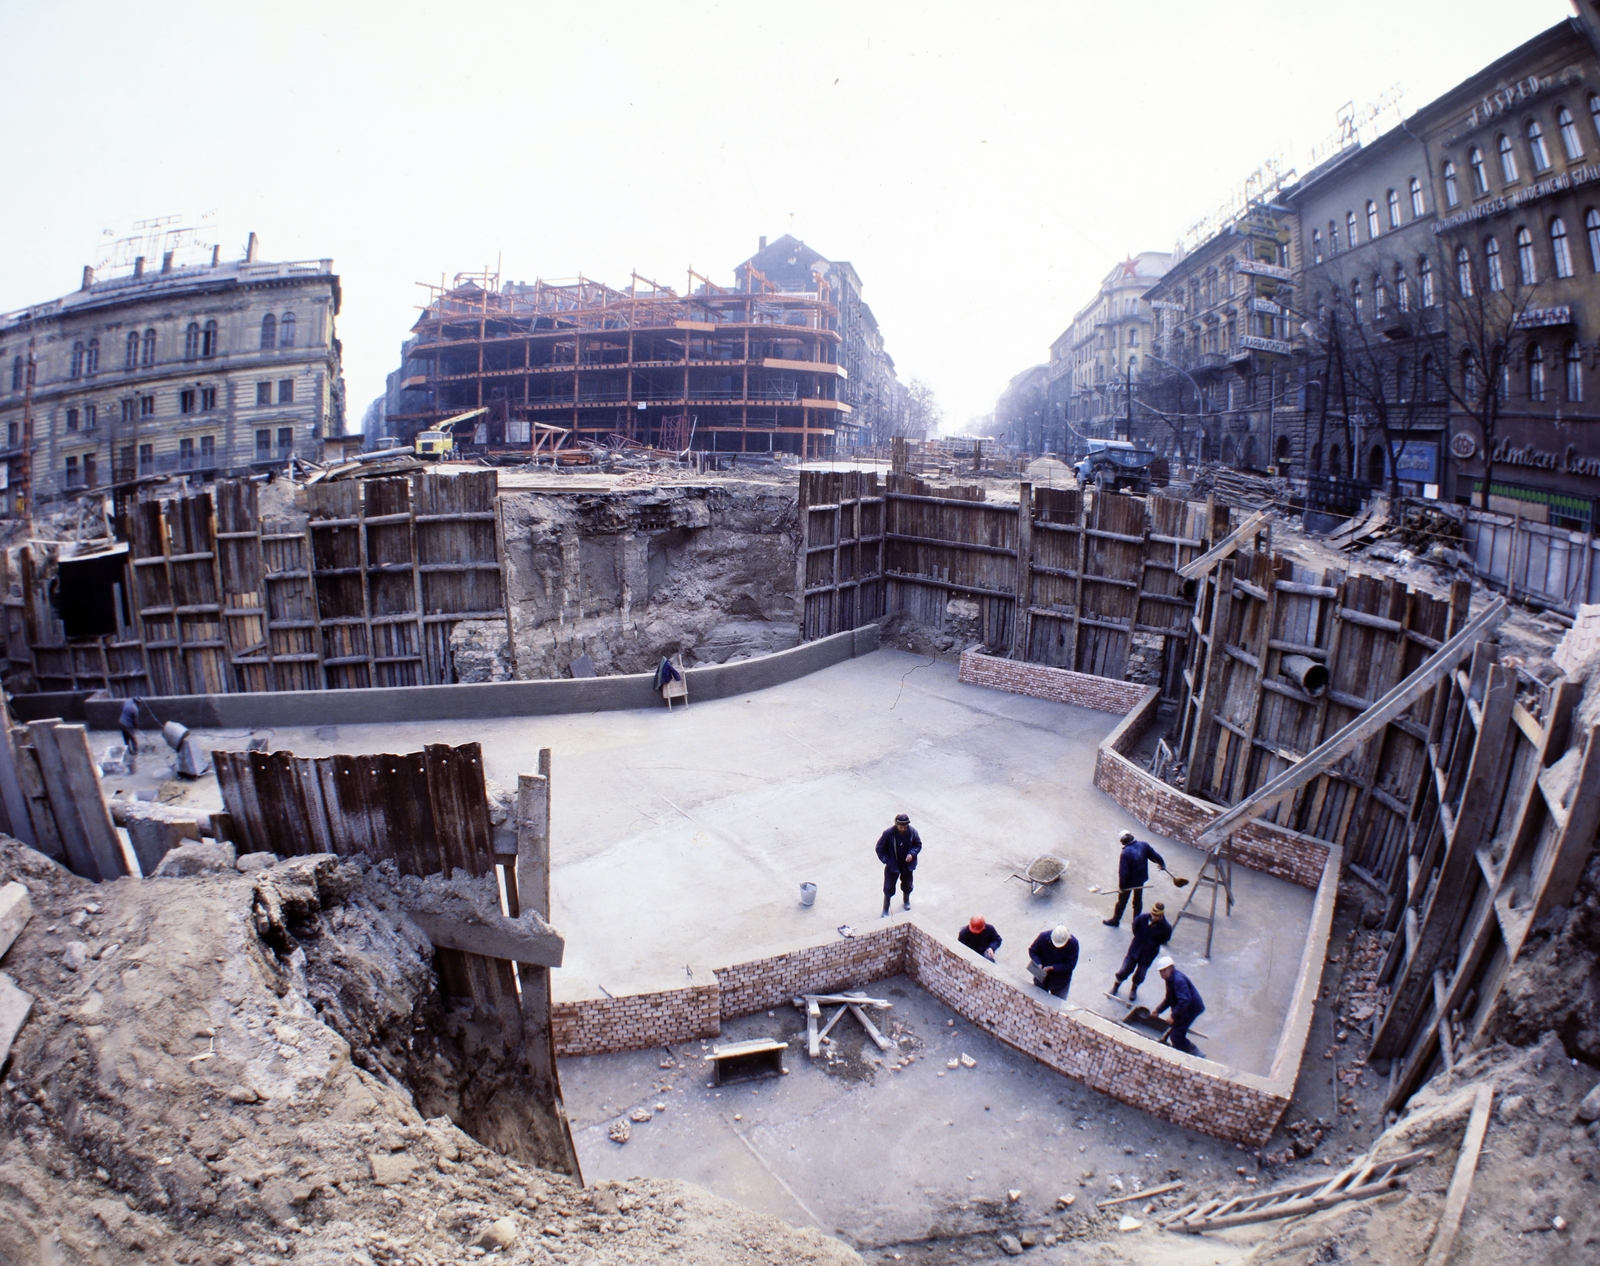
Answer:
[{"xmin": 799, "ymin": 882, "xmax": 817, "ymax": 907}]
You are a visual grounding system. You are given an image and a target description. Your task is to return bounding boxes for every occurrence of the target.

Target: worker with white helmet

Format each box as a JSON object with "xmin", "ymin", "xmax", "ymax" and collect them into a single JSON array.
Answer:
[
  {"xmin": 1026, "ymin": 924, "xmax": 1079, "ymax": 999},
  {"xmin": 1152, "ymin": 955, "xmax": 1206, "ymax": 1057}
]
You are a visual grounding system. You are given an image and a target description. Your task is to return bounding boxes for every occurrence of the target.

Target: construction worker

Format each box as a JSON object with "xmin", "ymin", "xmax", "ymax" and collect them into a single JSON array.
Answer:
[
  {"xmin": 875, "ymin": 813, "xmax": 922, "ymax": 917},
  {"xmin": 1103, "ymin": 829, "xmax": 1166, "ymax": 928},
  {"xmin": 1152, "ymin": 956, "xmax": 1205, "ymax": 1056},
  {"xmin": 958, "ymin": 915, "xmax": 1001, "ymax": 961},
  {"xmin": 119, "ymin": 696, "xmax": 142, "ymax": 773},
  {"xmin": 1027, "ymin": 925, "xmax": 1079, "ymax": 998},
  {"xmin": 1110, "ymin": 902, "xmax": 1171, "ymax": 1002}
]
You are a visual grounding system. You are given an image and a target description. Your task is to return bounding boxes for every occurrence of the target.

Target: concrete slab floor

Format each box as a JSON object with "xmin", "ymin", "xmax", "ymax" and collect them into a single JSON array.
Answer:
[
  {"xmin": 95, "ymin": 649, "xmax": 1314, "ymax": 1076},
  {"xmin": 563, "ymin": 977, "xmax": 1256, "ymax": 1263}
]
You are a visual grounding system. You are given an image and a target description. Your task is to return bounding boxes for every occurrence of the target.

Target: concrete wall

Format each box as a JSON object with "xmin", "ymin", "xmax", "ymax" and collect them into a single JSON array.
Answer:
[
  {"xmin": 550, "ymin": 916, "xmax": 1316, "ymax": 1146},
  {"xmin": 86, "ymin": 624, "xmax": 881, "ymax": 732}
]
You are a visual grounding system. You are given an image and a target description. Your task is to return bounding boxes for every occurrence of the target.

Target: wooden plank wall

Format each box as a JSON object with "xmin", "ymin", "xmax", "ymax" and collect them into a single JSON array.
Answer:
[
  {"xmin": 799, "ymin": 475, "xmax": 1219, "ymax": 687},
  {"xmin": 2, "ymin": 470, "xmax": 506, "ymax": 697}
]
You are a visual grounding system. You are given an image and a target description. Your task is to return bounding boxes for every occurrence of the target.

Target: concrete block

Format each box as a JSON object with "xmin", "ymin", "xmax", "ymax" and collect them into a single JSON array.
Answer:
[
  {"xmin": 0, "ymin": 971, "xmax": 34, "ymax": 1066},
  {"xmin": 153, "ymin": 840, "xmax": 237, "ymax": 878},
  {"xmin": 403, "ymin": 901, "xmax": 564, "ymax": 968},
  {"xmin": 0, "ymin": 882, "xmax": 31, "ymax": 960}
]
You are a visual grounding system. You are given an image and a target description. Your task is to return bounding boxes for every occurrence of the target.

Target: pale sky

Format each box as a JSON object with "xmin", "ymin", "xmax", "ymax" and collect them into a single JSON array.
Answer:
[{"xmin": 0, "ymin": 1, "xmax": 1575, "ymax": 433}]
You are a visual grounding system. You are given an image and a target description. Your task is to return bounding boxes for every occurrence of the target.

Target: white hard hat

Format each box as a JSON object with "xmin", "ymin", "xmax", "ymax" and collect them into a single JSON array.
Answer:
[
  {"xmin": 1050, "ymin": 926, "xmax": 1071, "ymax": 948},
  {"xmin": 1118, "ymin": 830, "xmax": 1136, "ymax": 843},
  {"xmin": 1152, "ymin": 955, "xmax": 1175, "ymax": 972}
]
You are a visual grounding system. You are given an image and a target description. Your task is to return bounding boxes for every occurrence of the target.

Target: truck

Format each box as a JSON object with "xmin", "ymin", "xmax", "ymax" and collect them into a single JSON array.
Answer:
[
  {"xmin": 1073, "ymin": 439, "xmax": 1165, "ymax": 493},
  {"xmin": 413, "ymin": 407, "xmax": 486, "ymax": 458}
]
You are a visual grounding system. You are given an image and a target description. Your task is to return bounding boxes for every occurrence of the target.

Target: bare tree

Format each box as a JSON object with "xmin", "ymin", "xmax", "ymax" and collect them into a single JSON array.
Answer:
[
  {"xmin": 902, "ymin": 377, "xmax": 943, "ymax": 439},
  {"xmin": 1432, "ymin": 232, "xmax": 1543, "ymax": 509}
]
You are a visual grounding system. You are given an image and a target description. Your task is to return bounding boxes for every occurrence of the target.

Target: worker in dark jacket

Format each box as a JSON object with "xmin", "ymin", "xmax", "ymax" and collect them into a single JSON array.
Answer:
[
  {"xmin": 875, "ymin": 814, "xmax": 922, "ymax": 917},
  {"xmin": 1152, "ymin": 956, "xmax": 1205, "ymax": 1056},
  {"xmin": 1103, "ymin": 829, "xmax": 1166, "ymax": 928},
  {"xmin": 1110, "ymin": 902, "xmax": 1172, "ymax": 1002},
  {"xmin": 958, "ymin": 915, "xmax": 1001, "ymax": 961},
  {"xmin": 119, "ymin": 696, "xmax": 142, "ymax": 772},
  {"xmin": 1027, "ymin": 925, "xmax": 1079, "ymax": 998}
]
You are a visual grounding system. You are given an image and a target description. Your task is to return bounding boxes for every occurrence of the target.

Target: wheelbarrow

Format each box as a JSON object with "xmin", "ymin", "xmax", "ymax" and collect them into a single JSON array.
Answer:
[{"xmin": 1007, "ymin": 855, "xmax": 1067, "ymax": 895}]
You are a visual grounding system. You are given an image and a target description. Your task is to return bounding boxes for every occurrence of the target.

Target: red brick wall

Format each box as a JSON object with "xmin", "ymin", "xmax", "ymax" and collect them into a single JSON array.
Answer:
[
  {"xmin": 714, "ymin": 926, "xmax": 906, "ymax": 1019},
  {"xmin": 552, "ymin": 978, "xmax": 720, "ymax": 1056},
  {"xmin": 958, "ymin": 650, "xmax": 1151, "ymax": 715}
]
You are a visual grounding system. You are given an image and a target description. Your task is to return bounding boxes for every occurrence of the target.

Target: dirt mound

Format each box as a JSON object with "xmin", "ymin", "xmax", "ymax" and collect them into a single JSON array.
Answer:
[
  {"xmin": 1492, "ymin": 849, "xmax": 1600, "ymax": 1066},
  {"xmin": 0, "ymin": 839, "xmax": 860, "ymax": 1265}
]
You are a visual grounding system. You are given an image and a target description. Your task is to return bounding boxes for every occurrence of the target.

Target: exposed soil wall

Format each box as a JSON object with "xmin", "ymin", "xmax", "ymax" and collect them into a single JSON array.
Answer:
[{"xmin": 495, "ymin": 482, "xmax": 802, "ymax": 681}]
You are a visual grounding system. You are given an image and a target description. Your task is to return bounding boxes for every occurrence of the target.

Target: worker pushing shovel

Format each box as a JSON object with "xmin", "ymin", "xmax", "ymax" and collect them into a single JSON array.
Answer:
[{"xmin": 1099, "ymin": 830, "xmax": 1187, "ymax": 928}]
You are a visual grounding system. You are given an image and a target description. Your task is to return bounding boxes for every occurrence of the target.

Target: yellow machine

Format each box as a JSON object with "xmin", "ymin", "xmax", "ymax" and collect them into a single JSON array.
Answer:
[{"xmin": 413, "ymin": 408, "xmax": 485, "ymax": 458}]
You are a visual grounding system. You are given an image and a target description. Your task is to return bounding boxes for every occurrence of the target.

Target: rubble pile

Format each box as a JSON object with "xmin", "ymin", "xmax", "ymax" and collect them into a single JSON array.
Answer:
[{"xmin": 0, "ymin": 839, "xmax": 860, "ymax": 1265}]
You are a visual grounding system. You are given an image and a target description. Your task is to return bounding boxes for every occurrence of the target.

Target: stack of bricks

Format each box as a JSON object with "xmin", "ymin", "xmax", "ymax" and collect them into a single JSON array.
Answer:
[
  {"xmin": 551, "ymin": 977, "xmax": 719, "ymax": 1057},
  {"xmin": 958, "ymin": 650, "xmax": 1151, "ymax": 715},
  {"xmin": 902, "ymin": 922, "xmax": 1289, "ymax": 1146}
]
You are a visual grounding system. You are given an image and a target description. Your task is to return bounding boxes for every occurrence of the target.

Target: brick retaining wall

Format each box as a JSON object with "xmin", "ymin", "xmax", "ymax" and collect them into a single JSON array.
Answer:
[
  {"xmin": 551, "ymin": 977, "xmax": 720, "ymax": 1057},
  {"xmin": 714, "ymin": 925, "xmax": 906, "ymax": 1019},
  {"xmin": 958, "ymin": 650, "xmax": 1151, "ymax": 714}
]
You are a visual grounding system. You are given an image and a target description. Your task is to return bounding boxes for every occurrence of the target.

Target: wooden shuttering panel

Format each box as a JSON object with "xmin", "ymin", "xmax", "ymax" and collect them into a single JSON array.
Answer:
[{"xmin": 798, "ymin": 470, "xmax": 886, "ymax": 641}]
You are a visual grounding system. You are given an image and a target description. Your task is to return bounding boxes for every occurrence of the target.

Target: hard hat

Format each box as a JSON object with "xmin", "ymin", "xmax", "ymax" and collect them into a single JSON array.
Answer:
[
  {"xmin": 969, "ymin": 916, "xmax": 987, "ymax": 933},
  {"xmin": 1050, "ymin": 926, "xmax": 1071, "ymax": 948},
  {"xmin": 1153, "ymin": 955, "xmax": 1175, "ymax": 972},
  {"xmin": 1118, "ymin": 830, "xmax": 1135, "ymax": 843}
]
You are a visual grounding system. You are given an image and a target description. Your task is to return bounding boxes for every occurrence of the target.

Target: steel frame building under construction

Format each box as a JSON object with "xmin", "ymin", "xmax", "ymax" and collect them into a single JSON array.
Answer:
[{"xmin": 392, "ymin": 267, "xmax": 853, "ymax": 458}]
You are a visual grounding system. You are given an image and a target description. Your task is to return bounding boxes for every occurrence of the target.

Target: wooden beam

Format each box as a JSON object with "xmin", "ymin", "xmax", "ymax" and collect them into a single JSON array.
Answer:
[
  {"xmin": 1194, "ymin": 599, "xmax": 1508, "ymax": 848},
  {"xmin": 1176, "ymin": 510, "xmax": 1270, "ymax": 581},
  {"xmin": 1421, "ymin": 1084, "xmax": 1493, "ymax": 1266},
  {"xmin": 1011, "ymin": 482, "xmax": 1032, "ymax": 659}
]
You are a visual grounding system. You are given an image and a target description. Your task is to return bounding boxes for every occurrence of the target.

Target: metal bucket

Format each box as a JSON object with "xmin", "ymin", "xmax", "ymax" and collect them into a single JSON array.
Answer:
[{"xmin": 799, "ymin": 882, "xmax": 817, "ymax": 907}]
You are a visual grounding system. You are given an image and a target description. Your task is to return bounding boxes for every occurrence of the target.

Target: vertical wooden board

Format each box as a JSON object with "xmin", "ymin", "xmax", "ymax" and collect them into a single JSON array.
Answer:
[{"xmin": 423, "ymin": 743, "xmax": 475, "ymax": 877}]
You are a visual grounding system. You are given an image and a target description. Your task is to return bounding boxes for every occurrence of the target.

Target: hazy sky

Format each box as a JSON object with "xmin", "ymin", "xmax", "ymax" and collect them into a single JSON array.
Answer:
[{"xmin": 0, "ymin": 1, "xmax": 1575, "ymax": 432}]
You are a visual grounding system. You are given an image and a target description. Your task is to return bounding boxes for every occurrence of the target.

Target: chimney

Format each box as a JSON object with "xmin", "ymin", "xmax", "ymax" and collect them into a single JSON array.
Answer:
[
  {"xmin": 245, "ymin": 231, "xmax": 258, "ymax": 263},
  {"xmin": 161, "ymin": 251, "xmax": 174, "ymax": 274},
  {"xmin": 133, "ymin": 256, "xmax": 145, "ymax": 279},
  {"xmin": 759, "ymin": 236, "xmax": 767, "ymax": 251},
  {"xmin": 211, "ymin": 244, "xmax": 220, "ymax": 266},
  {"xmin": 81, "ymin": 265, "xmax": 94, "ymax": 291}
]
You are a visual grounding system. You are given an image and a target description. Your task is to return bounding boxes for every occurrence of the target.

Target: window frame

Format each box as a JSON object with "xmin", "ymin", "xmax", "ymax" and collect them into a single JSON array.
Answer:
[
  {"xmin": 1457, "ymin": 246, "xmax": 1474, "ymax": 296},
  {"xmin": 1516, "ymin": 225, "xmax": 1538, "ymax": 284},
  {"xmin": 1486, "ymin": 237, "xmax": 1504, "ymax": 291},
  {"xmin": 1567, "ymin": 339, "xmax": 1584, "ymax": 402},
  {"xmin": 1560, "ymin": 106, "xmax": 1584, "ymax": 161},
  {"xmin": 1498, "ymin": 133, "xmax": 1519, "ymax": 183},
  {"xmin": 1388, "ymin": 189, "xmax": 1401, "ymax": 228},
  {"xmin": 1529, "ymin": 342, "xmax": 1546, "ymax": 402},
  {"xmin": 1470, "ymin": 146, "xmax": 1489, "ymax": 194},
  {"xmin": 1444, "ymin": 160, "xmax": 1460, "ymax": 208},
  {"xmin": 1410, "ymin": 177, "xmax": 1425, "ymax": 217},
  {"xmin": 1527, "ymin": 118, "xmax": 1552, "ymax": 172},
  {"xmin": 261, "ymin": 313, "xmax": 277, "ymax": 351},
  {"xmin": 1552, "ymin": 217, "xmax": 1575, "ymax": 278},
  {"xmin": 1366, "ymin": 200, "xmax": 1380, "ymax": 239}
]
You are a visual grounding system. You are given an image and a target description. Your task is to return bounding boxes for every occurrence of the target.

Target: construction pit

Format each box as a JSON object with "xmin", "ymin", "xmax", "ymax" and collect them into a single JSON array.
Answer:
[{"xmin": 1, "ymin": 466, "xmax": 1598, "ymax": 1264}]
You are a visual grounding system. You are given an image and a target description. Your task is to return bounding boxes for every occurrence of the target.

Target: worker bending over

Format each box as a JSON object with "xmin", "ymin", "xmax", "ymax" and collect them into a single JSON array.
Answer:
[
  {"xmin": 1110, "ymin": 902, "xmax": 1171, "ymax": 1002},
  {"xmin": 1103, "ymin": 829, "xmax": 1165, "ymax": 928},
  {"xmin": 1152, "ymin": 955, "xmax": 1205, "ymax": 1057},
  {"xmin": 875, "ymin": 814, "xmax": 922, "ymax": 917},
  {"xmin": 958, "ymin": 915, "xmax": 1001, "ymax": 961},
  {"xmin": 1027, "ymin": 925, "xmax": 1078, "ymax": 998}
]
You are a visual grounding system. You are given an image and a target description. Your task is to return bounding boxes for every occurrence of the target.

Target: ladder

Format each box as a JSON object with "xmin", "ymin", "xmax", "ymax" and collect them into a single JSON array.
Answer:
[{"xmin": 1172, "ymin": 837, "xmax": 1235, "ymax": 958}]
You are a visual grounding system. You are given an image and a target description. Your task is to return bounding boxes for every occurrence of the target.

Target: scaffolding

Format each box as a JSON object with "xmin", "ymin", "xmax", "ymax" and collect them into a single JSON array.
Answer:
[{"xmin": 392, "ymin": 265, "xmax": 852, "ymax": 458}]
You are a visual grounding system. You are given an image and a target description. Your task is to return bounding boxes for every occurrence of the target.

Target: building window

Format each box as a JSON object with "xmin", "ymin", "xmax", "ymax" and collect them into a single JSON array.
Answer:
[
  {"xmin": 139, "ymin": 443, "xmax": 153, "ymax": 475},
  {"xmin": 66, "ymin": 407, "xmax": 78, "ymax": 432},
  {"xmin": 1498, "ymin": 345, "xmax": 1511, "ymax": 400},
  {"xmin": 1443, "ymin": 160, "xmax": 1460, "ymax": 207},
  {"xmin": 1529, "ymin": 343, "xmax": 1546, "ymax": 401},
  {"xmin": 1498, "ymin": 134, "xmax": 1519, "ymax": 183},
  {"xmin": 85, "ymin": 339, "xmax": 98, "ymax": 375},
  {"xmin": 1560, "ymin": 106, "xmax": 1584, "ymax": 160},
  {"xmin": 6, "ymin": 423, "xmax": 15, "ymax": 447},
  {"xmin": 1528, "ymin": 119, "xmax": 1552, "ymax": 172},
  {"xmin": 1457, "ymin": 246, "xmax": 1474, "ymax": 296},
  {"xmin": 1463, "ymin": 351, "xmax": 1481, "ymax": 401},
  {"xmin": 1567, "ymin": 340, "xmax": 1584, "ymax": 401},
  {"xmin": 200, "ymin": 385, "xmax": 215, "ymax": 411},
  {"xmin": 1552, "ymin": 217, "xmax": 1575, "ymax": 278},
  {"xmin": 1128, "ymin": 326, "xmax": 1138, "ymax": 347},
  {"xmin": 1470, "ymin": 147, "xmax": 1488, "ymax": 194},
  {"xmin": 1410, "ymin": 177, "xmax": 1425, "ymax": 217},
  {"xmin": 70, "ymin": 342, "xmax": 84, "ymax": 379},
  {"xmin": 83, "ymin": 454, "xmax": 96, "ymax": 487},
  {"xmin": 1486, "ymin": 237, "xmax": 1504, "ymax": 290},
  {"xmin": 1422, "ymin": 355, "xmax": 1438, "ymax": 401},
  {"xmin": 120, "ymin": 398, "xmax": 135, "ymax": 424},
  {"xmin": 141, "ymin": 329, "xmax": 156, "ymax": 366},
  {"xmin": 279, "ymin": 313, "xmax": 296, "ymax": 348},
  {"xmin": 1397, "ymin": 357, "xmax": 1410, "ymax": 401},
  {"xmin": 278, "ymin": 379, "xmax": 294, "ymax": 404},
  {"xmin": 261, "ymin": 313, "xmax": 276, "ymax": 350},
  {"xmin": 9, "ymin": 357, "xmax": 19, "ymax": 392},
  {"xmin": 1346, "ymin": 210, "xmax": 1358, "ymax": 248},
  {"xmin": 179, "ymin": 437, "xmax": 196, "ymax": 470},
  {"xmin": 1419, "ymin": 256, "xmax": 1435, "ymax": 307},
  {"xmin": 201, "ymin": 319, "xmax": 218, "ymax": 358},
  {"xmin": 256, "ymin": 381, "xmax": 271, "ymax": 406},
  {"xmin": 84, "ymin": 404, "xmax": 96, "ymax": 430},
  {"xmin": 180, "ymin": 388, "xmax": 197, "ymax": 414},
  {"xmin": 201, "ymin": 435, "xmax": 215, "ymax": 464},
  {"xmin": 1352, "ymin": 279, "xmax": 1363, "ymax": 324},
  {"xmin": 1312, "ymin": 230, "xmax": 1323, "ymax": 263},
  {"xmin": 1127, "ymin": 355, "xmax": 1138, "ymax": 379},
  {"xmin": 65, "ymin": 455, "xmax": 79, "ymax": 488},
  {"xmin": 1589, "ymin": 209, "xmax": 1600, "ymax": 272},
  {"xmin": 276, "ymin": 426, "xmax": 293, "ymax": 454},
  {"xmin": 139, "ymin": 394, "xmax": 154, "ymax": 418},
  {"xmin": 256, "ymin": 429, "xmax": 272, "ymax": 459},
  {"xmin": 125, "ymin": 331, "xmax": 139, "ymax": 370},
  {"xmin": 184, "ymin": 322, "xmax": 201, "ymax": 360},
  {"xmin": 1386, "ymin": 189, "xmax": 1400, "ymax": 228},
  {"xmin": 1366, "ymin": 200, "xmax": 1380, "ymax": 238},
  {"xmin": 1374, "ymin": 273, "xmax": 1387, "ymax": 316},
  {"xmin": 1516, "ymin": 226, "xmax": 1537, "ymax": 284},
  {"xmin": 1394, "ymin": 266, "xmax": 1409, "ymax": 311},
  {"xmin": 1329, "ymin": 219, "xmax": 1339, "ymax": 254}
]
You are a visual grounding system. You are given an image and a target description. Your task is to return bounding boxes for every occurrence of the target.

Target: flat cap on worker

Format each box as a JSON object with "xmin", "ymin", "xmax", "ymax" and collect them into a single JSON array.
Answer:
[
  {"xmin": 875, "ymin": 815, "xmax": 922, "ymax": 917},
  {"xmin": 1103, "ymin": 830, "xmax": 1166, "ymax": 928}
]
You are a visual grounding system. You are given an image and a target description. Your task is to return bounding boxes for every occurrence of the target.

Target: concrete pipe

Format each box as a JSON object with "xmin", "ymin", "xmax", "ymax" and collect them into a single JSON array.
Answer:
[
  {"xmin": 1280, "ymin": 654, "xmax": 1329, "ymax": 697},
  {"xmin": 162, "ymin": 721, "xmax": 191, "ymax": 752}
]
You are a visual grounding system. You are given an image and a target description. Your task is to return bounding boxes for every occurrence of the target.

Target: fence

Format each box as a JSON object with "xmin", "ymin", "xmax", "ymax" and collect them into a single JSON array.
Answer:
[{"xmin": 1458, "ymin": 505, "xmax": 1600, "ymax": 612}]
